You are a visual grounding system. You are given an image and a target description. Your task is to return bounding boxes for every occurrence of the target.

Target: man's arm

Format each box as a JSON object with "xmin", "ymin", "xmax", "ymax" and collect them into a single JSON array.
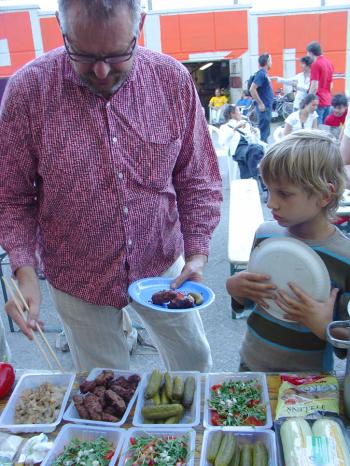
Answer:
[
  {"xmin": 249, "ymin": 83, "xmax": 265, "ymax": 112},
  {"xmin": 0, "ymin": 74, "xmax": 41, "ymax": 335},
  {"xmin": 309, "ymin": 80, "xmax": 318, "ymax": 94},
  {"xmin": 171, "ymin": 73, "xmax": 222, "ymax": 287}
]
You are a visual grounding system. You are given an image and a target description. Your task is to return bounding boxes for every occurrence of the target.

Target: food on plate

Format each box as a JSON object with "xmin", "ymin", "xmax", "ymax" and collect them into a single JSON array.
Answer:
[
  {"xmin": 280, "ymin": 417, "xmax": 350, "ymax": 466},
  {"xmin": 276, "ymin": 374, "xmax": 339, "ymax": 419},
  {"xmin": 73, "ymin": 370, "xmax": 140, "ymax": 422},
  {"xmin": 142, "ymin": 370, "xmax": 196, "ymax": 424},
  {"xmin": 0, "ymin": 362, "xmax": 15, "ymax": 399},
  {"xmin": 16, "ymin": 433, "xmax": 53, "ymax": 464},
  {"xmin": 123, "ymin": 433, "xmax": 190, "ymax": 466},
  {"xmin": 208, "ymin": 379, "xmax": 266, "ymax": 427},
  {"xmin": 15, "ymin": 383, "xmax": 66, "ymax": 424},
  {"xmin": 51, "ymin": 436, "xmax": 114, "ymax": 466},
  {"xmin": 206, "ymin": 431, "xmax": 268, "ymax": 466},
  {"xmin": 151, "ymin": 289, "xmax": 204, "ymax": 309}
]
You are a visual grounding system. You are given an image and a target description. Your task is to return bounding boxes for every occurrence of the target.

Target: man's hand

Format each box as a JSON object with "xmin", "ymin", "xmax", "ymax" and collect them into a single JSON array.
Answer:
[
  {"xmin": 258, "ymin": 102, "xmax": 266, "ymax": 112},
  {"xmin": 226, "ymin": 271, "xmax": 277, "ymax": 309},
  {"xmin": 275, "ymin": 283, "xmax": 338, "ymax": 340},
  {"xmin": 171, "ymin": 254, "xmax": 207, "ymax": 289},
  {"xmin": 5, "ymin": 266, "xmax": 42, "ymax": 339}
]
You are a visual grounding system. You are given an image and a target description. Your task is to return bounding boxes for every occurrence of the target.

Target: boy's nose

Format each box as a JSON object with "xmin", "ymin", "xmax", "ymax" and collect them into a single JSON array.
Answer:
[{"xmin": 267, "ymin": 194, "xmax": 278, "ymax": 210}]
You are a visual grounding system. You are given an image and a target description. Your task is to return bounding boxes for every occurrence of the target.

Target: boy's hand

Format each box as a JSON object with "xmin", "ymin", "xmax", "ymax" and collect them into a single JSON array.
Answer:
[
  {"xmin": 226, "ymin": 272, "xmax": 277, "ymax": 309},
  {"xmin": 275, "ymin": 283, "xmax": 339, "ymax": 340}
]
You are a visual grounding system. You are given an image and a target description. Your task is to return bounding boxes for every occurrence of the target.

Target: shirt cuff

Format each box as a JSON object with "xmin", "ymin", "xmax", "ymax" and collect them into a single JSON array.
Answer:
[
  {"xmin": 183, "ymin": 235, "xmax": 210, "ymax": 259},
  {"xmin": 7, "ymin": 247, "xmax": 37, "ymax": 275}
]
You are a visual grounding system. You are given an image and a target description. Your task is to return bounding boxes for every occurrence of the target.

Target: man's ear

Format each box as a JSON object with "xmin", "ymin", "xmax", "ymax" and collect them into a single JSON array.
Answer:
[
  {"xmin": 319, "ymin": 183, "xmax": 336, "ymax": 208},
  {"xmin": 138, "ymin": 11, "xmax": 146, "ymax": 36}
]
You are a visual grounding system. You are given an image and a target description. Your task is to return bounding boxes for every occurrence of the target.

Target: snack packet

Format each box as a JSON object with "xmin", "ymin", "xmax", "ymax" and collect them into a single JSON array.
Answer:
[{"xmin": 275, "ymin": 374, "xmax": 339, "ymax": 419}]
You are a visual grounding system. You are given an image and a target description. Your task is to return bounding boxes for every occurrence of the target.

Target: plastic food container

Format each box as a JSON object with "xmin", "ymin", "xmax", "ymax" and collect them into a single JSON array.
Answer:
[
  {"xmin": 41, "ymin": 423, "xmax": 125, "ymax": 466},
  {"xmin": 132, "ymin": 371, "xmax": 201, "ymax": 427},
  {"xmin": 203, "ymin": 372, "xmax": 272, "ymax": 430},
  {"xmin": 0, "ymin": 372, "xmax": 75, "ymax": 433},
  {"xmin": 275, "ymin": 415, "xmax": 350, "ymax": 466},
  {"xmin": 118, "ymin": 427, "xmax": 196, "ymax": 466},
  {"xmin": 200, "ymin": 429, "xmax": 277, "ymax": 466},
  {"xmin": 63, "ymin": 368, "xmax": 143, "ymax": 427}
]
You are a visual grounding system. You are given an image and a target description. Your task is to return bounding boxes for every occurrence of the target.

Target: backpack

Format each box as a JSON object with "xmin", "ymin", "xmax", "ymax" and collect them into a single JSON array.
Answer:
[{"xmin": 247, "ymin": 73, "xmax": 256, "ymax": 96}]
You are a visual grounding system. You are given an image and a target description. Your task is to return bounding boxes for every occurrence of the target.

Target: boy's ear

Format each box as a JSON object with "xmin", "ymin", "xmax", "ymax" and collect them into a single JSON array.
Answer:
[{"xmin": 318, "ymin": 183, "xmax": 335, "ymax": 208}]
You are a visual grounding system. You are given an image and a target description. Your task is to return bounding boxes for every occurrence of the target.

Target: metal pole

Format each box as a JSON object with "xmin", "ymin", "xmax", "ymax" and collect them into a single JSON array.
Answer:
[
  {"xmin": 147, "ymin": 0, "xmax": 152, "ymax": 11},
  {"xmin": 320, "ymin": 0, "xmax": 326, "ymax": 6}
]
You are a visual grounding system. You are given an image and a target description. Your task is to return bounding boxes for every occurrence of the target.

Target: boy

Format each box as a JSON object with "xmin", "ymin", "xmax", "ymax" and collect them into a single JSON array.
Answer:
[
  {"xmin": 324, "ymin": 93, "xmax": 348, "ymax": 127},
  {"xmin": 226, "ymin": 130, "xmax": 350, "ymax": 372}
]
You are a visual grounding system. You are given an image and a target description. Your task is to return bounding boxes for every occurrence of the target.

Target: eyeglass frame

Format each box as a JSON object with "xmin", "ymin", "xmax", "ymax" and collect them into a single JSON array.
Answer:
[{"xmin": 62, "ymin": 34, "xmax": 137, "ymax": 65}]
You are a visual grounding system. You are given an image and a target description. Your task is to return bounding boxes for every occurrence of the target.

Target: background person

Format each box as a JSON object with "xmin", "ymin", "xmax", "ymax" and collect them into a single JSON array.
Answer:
[
  {"xmin": 235, "ymin": 90, "xmax": 252, "ymax": 116},
  {"xmin": 0, "ymin": 0, "xmax": 222, "ymax": 372},
  {"xmin": 340, "ymin": 106, "xmax": 350, "ymax": 187},
  {"xmin": 226, "ymin": 131, "xmax": 350, "ymax": 372},
  {"xmin": 271, "ymin": 56, "xmax": 312, "ymax": 111},
  {"xmin": 284, "ymin": 93, "xmax": 318, "ymax": 136},
  {"xmin": 249, "ymin": 53, "xmax": 274, "ymax": 143},
  {"xmin": 209, "ymin": 88, "xmax": 228, "ymax": 125},
  {"xmin": 307, "ymin": 41, "xmax": 334, "ymax": 124},
  {"xmin": 324, "ymin": 93, "xmax": 348, "ymax": 127}
]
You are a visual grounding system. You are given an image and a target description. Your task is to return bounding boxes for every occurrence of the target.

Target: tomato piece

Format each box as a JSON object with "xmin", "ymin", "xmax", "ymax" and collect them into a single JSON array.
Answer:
[
  {"xmin": 247, "ymin": 399, "xmax": 260, "ymax": 407},
  {"xmin": 211, "ymin": 384, "xmax": 222, "ymax": 391},
  {"xmin": 211, "ymin": 411, "xmax": 221, "ymax": 426},
  {"xmin": 104, "ymin": 450, "xmax": 114, "ymax": 460},
  {"xmin": 246, "ymin": 416, "xmax": 264, "ymax": 426},
  {"xmin": 130, "ymin": 437, "xmax": 136, "ymax": 445}
]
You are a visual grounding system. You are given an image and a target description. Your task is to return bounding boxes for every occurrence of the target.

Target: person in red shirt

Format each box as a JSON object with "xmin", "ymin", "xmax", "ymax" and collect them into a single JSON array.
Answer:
[
  {"xmin": 324, "ymin": 94, "xmax": 348, "ymax": 127},
  {"xmin": 307, "ymin": 41, "xmax": 334, "ymax": 124}
]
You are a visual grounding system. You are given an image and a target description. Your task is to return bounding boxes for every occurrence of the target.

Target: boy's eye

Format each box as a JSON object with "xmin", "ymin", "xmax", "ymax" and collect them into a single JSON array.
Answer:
[{"xmin": 279, "ymin": 191, "xmax": 292, "ymax": 197}]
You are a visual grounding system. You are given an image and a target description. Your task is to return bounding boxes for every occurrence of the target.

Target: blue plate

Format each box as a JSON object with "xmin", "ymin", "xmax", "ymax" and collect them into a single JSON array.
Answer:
[{"xmin": 128, "ymin": 277, "xmax": 215, "ymax": 312}]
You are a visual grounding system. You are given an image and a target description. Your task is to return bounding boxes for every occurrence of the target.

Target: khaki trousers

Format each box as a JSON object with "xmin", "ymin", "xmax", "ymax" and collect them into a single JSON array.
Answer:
[{"xmin": 48, "ymin": 256, "xmax": 212, "ymax": 372}]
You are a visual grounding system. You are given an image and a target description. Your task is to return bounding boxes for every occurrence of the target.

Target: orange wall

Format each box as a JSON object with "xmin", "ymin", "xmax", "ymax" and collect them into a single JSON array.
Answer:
[
  {"xmin": 0, "ymin": 11, "xmax": 36, "ymax": 77},
  {"xmin": 259, "ymin": 11, "xmax": 347, "ymax": 92}
]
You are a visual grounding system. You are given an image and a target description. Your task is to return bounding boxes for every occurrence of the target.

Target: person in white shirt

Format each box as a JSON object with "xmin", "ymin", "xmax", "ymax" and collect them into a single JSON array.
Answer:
[
  {"xmin": 340, "ymin": 104, "xmax": 350, "ymax": 187},
  {"xmin": 284, "ymin": 94, "xmax": 318, "ymax": 136},
  {"xmin": 271, "ymin": 56, "xmax": 312, "ymax": 111}
]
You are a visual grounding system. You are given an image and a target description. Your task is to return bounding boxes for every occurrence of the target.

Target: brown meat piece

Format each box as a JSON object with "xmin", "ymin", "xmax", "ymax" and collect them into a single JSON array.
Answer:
[
  {"xmin": 110, "ymin": 384, "xmax": 134, "ymax": 402},
  {"xmin": 127, "ymin": 374, "xmax": 141, "ymax": 385},
  {"xmin": 73, "ymin": 395, "xmax": 90, "ymax": 419},
  {"xmin": 79, "ymin": 379, "xmax": 97, "ymax": 393},
  {"xmin": 105, "ymin": 390, "xmax": 126, "ymax": 417},
  {"xmin": 151, "ymin": 289, "xmax": 177, "ymax": 304},
  {"xmin": 104, "ymin": 405, "xmax": 118, "ymax": 416},
  {"xmin": 84, "ymin": 393, "xmax": 103, "ymax": 421},
  {"xmin": 113, "ymin": 376, "xmax": 129, "ymax": 388},
  {"xmin": 95, "ymin": 370, "xmax": 114, "ymax": 387},
  {"xmin": 102, "ymin": 412, "xmax": 119, "ymax": 423}
]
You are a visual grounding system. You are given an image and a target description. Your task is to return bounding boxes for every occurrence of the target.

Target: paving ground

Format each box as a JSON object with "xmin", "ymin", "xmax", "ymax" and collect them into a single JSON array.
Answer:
[{"xmin": 0, "ymin": 120, "xmax": 346, "ymax": 374}]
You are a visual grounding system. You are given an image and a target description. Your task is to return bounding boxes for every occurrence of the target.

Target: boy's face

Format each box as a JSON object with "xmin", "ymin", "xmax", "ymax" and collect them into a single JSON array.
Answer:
[
  {"xmin": 265, "ymin": 179, "xmax": 326, "ymax": 228},
  {"xmin": 333, "ymin": 105, "xmax": 347, "ymax": 117}
]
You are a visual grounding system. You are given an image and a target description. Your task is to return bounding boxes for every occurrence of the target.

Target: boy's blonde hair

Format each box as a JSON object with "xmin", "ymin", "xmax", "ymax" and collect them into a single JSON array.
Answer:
[{"xmin": 260, "ymin": 130, "xmax": 346, "ymax": 216}]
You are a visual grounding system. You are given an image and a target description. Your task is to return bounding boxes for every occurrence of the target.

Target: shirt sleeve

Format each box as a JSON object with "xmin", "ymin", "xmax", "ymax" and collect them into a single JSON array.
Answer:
[
  {"xmin": 0, "ymin": 74, "xmax": 38, "ymax": 273},
  {"xmin": 173, "ymin": 72, "xmax": 223, "ymax": 258},
  {"xmin": 310, "ymin": 61, "xmax": 320, "ymax": 81}
]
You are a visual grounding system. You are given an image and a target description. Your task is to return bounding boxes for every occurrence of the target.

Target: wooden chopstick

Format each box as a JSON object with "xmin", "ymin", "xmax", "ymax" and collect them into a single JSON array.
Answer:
[
  {"xmin": 9, "ymin": 277, "xmax": 65, "ymax": 373},
  {"xmin": 2, "ymin": 276, "xmax": 54, "ymax": 370}
]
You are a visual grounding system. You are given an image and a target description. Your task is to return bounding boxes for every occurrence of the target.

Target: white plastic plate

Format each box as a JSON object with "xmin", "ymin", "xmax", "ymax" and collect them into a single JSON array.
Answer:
[
  {"xmin": 203, "ymin": 372, "xmax": 272, "ymax": 430},
  {"xmin": 132, "ymin": 371, "xmax": 201, "ymax": 428},
  {"xmin": 0, "ymin": 372, "xmax": 75, "ymax": 433},
  {"xmin": 248, "ymin": 236, "xmax": 330, "ymax": 321},
  {"xmin": 118, "ymin": 427, "xmax": 196, "ymax": 466},
  {"xmin": 63, "ymin": 368, "xmax": 143, "ymax": 427},
  {"xmin": 200, "ymin": 429, "xmax": 277, "ymax": 466},
  {"xmin": 41, "ymin": 424, "xmax": 125, "ymax": 466}
]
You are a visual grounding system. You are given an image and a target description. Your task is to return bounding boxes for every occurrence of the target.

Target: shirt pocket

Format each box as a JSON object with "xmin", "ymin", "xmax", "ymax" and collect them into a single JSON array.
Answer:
[{"xmin": 128, "ymin": 131, "xmax": 181, "ymax": 191}]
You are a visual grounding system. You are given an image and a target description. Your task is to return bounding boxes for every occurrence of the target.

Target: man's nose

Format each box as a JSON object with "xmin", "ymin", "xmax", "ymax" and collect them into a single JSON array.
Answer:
[{"xmin": 92, "ymin": 60, "xmax": 111, "ymax": 79}]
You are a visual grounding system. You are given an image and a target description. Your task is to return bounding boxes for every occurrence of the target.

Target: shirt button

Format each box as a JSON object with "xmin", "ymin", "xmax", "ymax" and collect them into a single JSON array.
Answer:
[
  {"xmin": 128, "ymin": 239, "xmax": 132, "ymax": 246},
  {"xmin": 112, "ymin": 137, "xmax": 117, "ymax": 143},
  {"xmin": 123, "ymin": 207, "xmax": 129, "ymax": 215},
  {"xmin": 118, "ymin": 173, "xmax": 123, "ymax": 180},
  {"xmin": 106, "ymin": 102, "xmax": 111, "ymax": 108}
]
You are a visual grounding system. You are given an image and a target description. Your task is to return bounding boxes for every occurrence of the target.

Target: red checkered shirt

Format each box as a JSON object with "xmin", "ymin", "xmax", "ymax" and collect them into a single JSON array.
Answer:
[{"xmin": 0, "ymin": 46, "xmax": 222, "ymax": 308}]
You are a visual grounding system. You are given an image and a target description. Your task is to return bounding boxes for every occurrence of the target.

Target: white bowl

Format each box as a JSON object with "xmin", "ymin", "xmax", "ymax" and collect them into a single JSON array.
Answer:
[
  {"xmin": 203, "ymin": 372, "xmax": 272, "ymax": 430},
  {"xmin": 0, "ymin": 372, "xmax": 75, "ymax": 433},
  {"xmin": 41, "ymin": 423, "xmax": 125, "ymax": 466},
  {"xmin": 118, "ymin": 427, "xmax": 196, "ymax": 466},
  {"xmin": 132, "ymin": 371, "xmax": 201, "ymax": 428},
  {"xmin": 63, "ymin": 368, "xmax": 143, "ymax": 427}
]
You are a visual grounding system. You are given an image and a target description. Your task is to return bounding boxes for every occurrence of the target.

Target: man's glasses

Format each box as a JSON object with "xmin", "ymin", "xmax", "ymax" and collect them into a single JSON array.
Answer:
[{"xmin": 63, "ymin": 35, "xmax": 137, "ymax": 65}]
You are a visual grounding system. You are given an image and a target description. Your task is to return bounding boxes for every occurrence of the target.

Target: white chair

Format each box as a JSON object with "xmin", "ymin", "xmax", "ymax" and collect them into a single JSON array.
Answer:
[
  {"xmin": 208, "ymin": 124, "xmax": 221, "ymax": 149},
  {"xmin": 273, "ymin": 125, "xmax": 285, "ymax": 142}
]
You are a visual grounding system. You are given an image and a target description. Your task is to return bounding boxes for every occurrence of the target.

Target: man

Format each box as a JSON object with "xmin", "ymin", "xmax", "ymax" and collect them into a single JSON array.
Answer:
[
  {"xmin": 249, "ymin": 54, "xmax": 274, "ymax": 143},
  {"xmin": 307, "ymin": 41, "xmax": 334, "ymax": 124},
  {"xmin": 0, "ymin": 0, "xmax": 222, "ymax": 372},
  {"xmin": 324, "ymin": 93, "xmax": 348, "ymax": 127}
]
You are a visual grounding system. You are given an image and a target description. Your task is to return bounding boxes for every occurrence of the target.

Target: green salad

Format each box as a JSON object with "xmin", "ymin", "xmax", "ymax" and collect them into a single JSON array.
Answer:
[{"xmin": 52, "ymin": 436, "xmax": 115, "ymax": 466}]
